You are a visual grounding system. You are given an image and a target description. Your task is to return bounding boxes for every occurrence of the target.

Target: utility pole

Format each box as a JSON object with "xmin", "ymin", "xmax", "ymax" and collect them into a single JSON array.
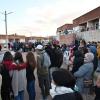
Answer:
[
  {"xmin": 0, "ymin": 11, "xmax": 13, "ymax": 49},
  {"xmin": 5, "ymin": 11, "xmax": 8, "ymax": 48}
]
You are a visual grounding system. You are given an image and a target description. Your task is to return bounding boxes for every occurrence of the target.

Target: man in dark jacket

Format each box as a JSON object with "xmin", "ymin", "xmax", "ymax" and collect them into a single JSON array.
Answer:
[{"xmin": 49, "ymin": 44, "xmax": 63, "ymax": 76}]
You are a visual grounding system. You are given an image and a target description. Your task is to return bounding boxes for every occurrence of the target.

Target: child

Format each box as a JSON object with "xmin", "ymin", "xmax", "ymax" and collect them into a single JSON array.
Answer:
[{"xmin": 94, "ymin": 75, "xmax": 100, "ymax": 100}]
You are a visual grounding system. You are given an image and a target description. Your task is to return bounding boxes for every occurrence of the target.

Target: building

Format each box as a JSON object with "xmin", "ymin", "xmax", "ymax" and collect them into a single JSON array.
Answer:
[
  {"xmin": 56, "ymin": 24, "xmax": 75, "ymax": 44},
  {"xmin": 73, "ymin": 6, "xmax": 100, "ymax": 42},
  {"xmin": 0, "ymin": 34, "xmax": 25, "ymax": 44},
  {"xmin": 59, "ymin": 34, "xmax": 76, "ymax": 45},
  {"xmin": 57, "ymin": 24, "xmax": 73, "ymax": 35},
  {"xmin": 0, "ymin": 34, "xmax": 51, "ymax": 46},
  {"xmin": 25, "ymin": 36, "xmax": 48, "ymax": 43}
]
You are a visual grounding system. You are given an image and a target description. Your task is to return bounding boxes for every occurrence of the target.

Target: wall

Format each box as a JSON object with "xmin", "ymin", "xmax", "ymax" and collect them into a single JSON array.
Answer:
[
  {"xmin": 73, "ymin": 26, "xmax": 81, "ymax": 32},
  {"xmin": 0, "ymin": 39, "xmax": 6, "ymax": 44},
  {"xmin": 87, "ymin": 21, "xmax": 93, "ymax": 28},
  {"xmin": 59, "ymin": 34, "xmax": 75, "ymax": 45},
  {"xmin": 20, "ymin": 39, "xmax": 25, "ymax": 42},
  {"xmin": 99, "ymin": 18, "xmax": 100, "ymax": 29},
  {"xmin": 75, "ymin": 30, "xmax": 100, "ymax": 42}
]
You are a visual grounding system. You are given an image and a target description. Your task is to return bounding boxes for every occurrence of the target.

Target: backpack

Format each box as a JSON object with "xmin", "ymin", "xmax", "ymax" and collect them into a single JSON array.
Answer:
[
  {"xmin": 42, "ymin": 52, "xmax": 51, "ymax": 68},
  {"xmin": 37, "ymin": 52, "xmax": 51, "ymax": 76}
]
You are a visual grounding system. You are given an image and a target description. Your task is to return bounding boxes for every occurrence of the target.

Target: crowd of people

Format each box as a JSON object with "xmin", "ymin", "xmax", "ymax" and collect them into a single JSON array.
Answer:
[
  {"xmin": 0, "ymin": 39, "xmax": 100, "ymax": 100},
  {"xmin": 7, "ymin": 41, "xmax": 44, "ymax": 52}
]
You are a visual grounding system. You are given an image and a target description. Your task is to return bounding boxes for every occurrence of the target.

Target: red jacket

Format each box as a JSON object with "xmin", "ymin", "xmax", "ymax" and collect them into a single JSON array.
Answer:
[{"xmin": 2, "ymin": 60, "xmax": 26, "ymax": 71}]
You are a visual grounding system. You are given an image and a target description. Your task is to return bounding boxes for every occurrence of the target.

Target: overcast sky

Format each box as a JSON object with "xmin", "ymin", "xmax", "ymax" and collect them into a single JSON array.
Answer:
[{"xmin": 0, "ymin": 0, "xmax": 100, "ymax": 36}]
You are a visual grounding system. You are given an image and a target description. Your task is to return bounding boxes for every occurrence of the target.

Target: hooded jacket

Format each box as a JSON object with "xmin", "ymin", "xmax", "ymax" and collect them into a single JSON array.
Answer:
[
  {"xmin": 37, "ymin": 50, "xmax": 51, "ymax": 76},
  {"xmin": 50, "ymin": 83, "xmax": 83, "ymax": 100}
]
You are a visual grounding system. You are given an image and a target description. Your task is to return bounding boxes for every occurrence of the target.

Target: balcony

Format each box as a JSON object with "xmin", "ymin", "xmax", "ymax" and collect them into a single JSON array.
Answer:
[
  {"xmin": 75, "ymin": 29, "xmax": 100, "ymax": 42},
  {"xmin": 80, "ymin": 25, "xmax": 100, "ymax": 32}
]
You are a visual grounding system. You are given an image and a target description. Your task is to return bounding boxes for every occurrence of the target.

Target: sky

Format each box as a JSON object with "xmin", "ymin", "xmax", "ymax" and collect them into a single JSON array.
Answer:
[{"xmin": 0, "ymin": 0, "xmax": 100, "ymax": 37}]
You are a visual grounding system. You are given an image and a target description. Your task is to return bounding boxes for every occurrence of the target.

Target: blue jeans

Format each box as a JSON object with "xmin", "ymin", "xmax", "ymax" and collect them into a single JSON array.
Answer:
[
  {"xmin": 15, "ymin": 91, "xmax": 24, "ymax": 100},
  {"xmin": 27, "ymin": 80, "xmax": 35, "ymax": 100}
]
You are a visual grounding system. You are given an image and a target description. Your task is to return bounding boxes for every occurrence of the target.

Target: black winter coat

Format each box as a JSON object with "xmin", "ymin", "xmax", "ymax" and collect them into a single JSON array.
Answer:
[
  {"xmin": 53, "ymin": 92, "xmax": 83, "ymax": 100},
  {"xmin": 71, "ymin": 50, "xmax": 84, "ymax": 73}
]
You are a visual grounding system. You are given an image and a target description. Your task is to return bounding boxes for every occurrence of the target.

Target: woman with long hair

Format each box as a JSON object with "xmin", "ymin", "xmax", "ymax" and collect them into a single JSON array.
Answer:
[
  {"xmin": 26, "ymin": 51, "xmax": 36, "ymax": 100},
  {"xmin": 14, "ymin": 52, "xmax": 26, "ymax": 100},
  {"xmin": 0, "ymin": 51, "xmax": 16, "ymax": 100}
]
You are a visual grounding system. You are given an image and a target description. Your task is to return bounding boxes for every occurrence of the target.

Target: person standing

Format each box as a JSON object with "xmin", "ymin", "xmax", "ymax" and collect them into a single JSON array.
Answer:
[
  {"xmin": 36, "ymin": 44, "xmax": 51, "ymax": 100},
  {"xmin": 0, "ymin": 51, "xmax": 16, "ymax": 100},
  {"xmin": 71, "ymin": 50, "xmax": 84, "ymax": 74},
  {"xmin": 74, "ymin": 52, "xmax": 94, "ymax": 93},
  {"xmin": 78, "ymin": 39, "xmax": 88, "ymax": 56},
  {"xmin": 14, "ymin": 52, "xmax": 26, "ymax": 100},
  {"xmin": 49, "ymin": 43, "xmax": 63, "ymax": 79},
  {"xmin": 26, "ymin": 51, "xmax": 36, "ymax": 100}
]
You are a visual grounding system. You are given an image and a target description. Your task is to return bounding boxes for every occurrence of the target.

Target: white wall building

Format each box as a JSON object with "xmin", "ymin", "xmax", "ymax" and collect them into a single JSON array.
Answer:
[{"xmin": 73, "ymin": 7, "xmax": 100, "ymax": 42}]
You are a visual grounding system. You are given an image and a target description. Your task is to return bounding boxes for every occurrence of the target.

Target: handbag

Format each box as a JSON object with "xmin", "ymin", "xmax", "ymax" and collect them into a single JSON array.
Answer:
[{"xmin": 83, "ymin": 79, "xmax": 93, "ymax": 88}]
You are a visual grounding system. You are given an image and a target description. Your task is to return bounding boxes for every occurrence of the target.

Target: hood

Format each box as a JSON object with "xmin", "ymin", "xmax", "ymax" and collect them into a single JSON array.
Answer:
[
  {"xmin": 37, "ymin": 50, "xmax": 45, "ymax": 55},
  {"xmin": 50, "ymin": 83, "xmax": 74, "ymax": 98}
]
